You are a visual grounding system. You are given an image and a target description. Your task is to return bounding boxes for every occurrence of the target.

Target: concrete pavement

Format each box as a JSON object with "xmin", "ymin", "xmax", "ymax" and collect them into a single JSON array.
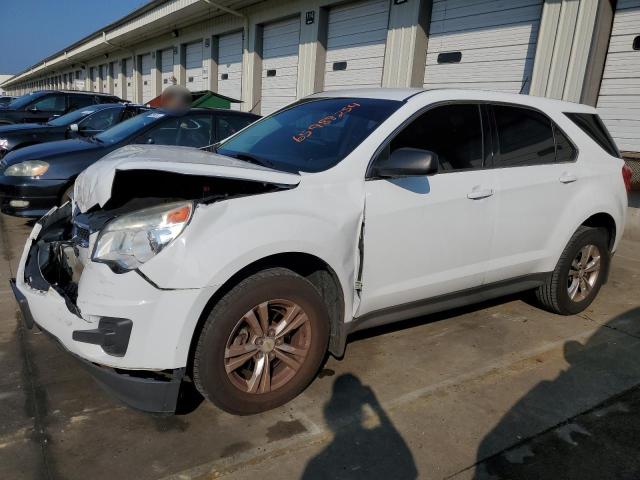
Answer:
[{"xmin": 0, "ymin": 210, "xmax": 639, "ymax": 480}]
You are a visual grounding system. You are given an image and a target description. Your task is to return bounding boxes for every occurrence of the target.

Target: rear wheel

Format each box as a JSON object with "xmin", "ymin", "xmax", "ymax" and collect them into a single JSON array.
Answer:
[
  {"xmin": 193, "ymin": 268, "xmax": 329, "ymax": 414},
  {"xmin": 536, "ymin": 226, "xmax": 609, "ymax": 315}
]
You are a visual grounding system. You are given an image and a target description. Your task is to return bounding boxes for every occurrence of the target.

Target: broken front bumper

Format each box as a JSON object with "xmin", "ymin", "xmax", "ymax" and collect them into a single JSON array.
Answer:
[{"xmin": 11, "ymin": 205, "xmax": 207, "ymax": 413}]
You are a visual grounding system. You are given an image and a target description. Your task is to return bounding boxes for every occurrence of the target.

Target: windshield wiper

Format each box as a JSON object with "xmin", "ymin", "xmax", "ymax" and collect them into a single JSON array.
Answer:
[{"xmin": 228, "ymin": 152, "xmax": 274, "ymax": 168}]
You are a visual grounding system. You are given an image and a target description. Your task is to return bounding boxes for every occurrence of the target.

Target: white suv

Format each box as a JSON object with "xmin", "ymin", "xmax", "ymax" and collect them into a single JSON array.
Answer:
[{"xmin": 11, "ymin": 89, "xmax": 631, "ymax": 414}]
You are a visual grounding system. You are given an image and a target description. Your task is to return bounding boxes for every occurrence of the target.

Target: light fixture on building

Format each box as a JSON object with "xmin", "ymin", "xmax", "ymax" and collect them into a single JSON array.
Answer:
[{"xmin": 172, "ymin": 29, "xmax": 179, "ymax": 38}]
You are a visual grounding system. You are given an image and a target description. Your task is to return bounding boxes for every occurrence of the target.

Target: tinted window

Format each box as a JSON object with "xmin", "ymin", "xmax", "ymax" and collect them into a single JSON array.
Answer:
[
  {"xmin": 217, "ymin": 98, "xmax": 401, "ymax": 173},
  {"xmin": 69, "ymin": 95, "xmax": 97, "ymax": 110},
  {"xmin": 216, "ymin": 114, "xmax": 256, "ymax": 140},
  {"xmin": 554, "ymin": 125, "xmax": 577, "ymax": 163},
  {"xmin": 387, "ymin": 104, "xmax": 483, "ymax": 171},
  {"xmin": 31, "ymin": 94, "xmax": 66, "ymax": 112},
  {"xmin": 47, "ymin": 107, "xmax": 101, "ymax": 126},
  {"xmin": 8, "ymin": 92, "xmax": 44, "ymax": 109},
  {"xmin": 565, "ymin": 112, "xmax": 619, "ymax": 157},
  {"xmin": 78, "ymin": 107, "xmax": 121, "ymax": 131},
  {"xmin": 138, "ymin": 114, "xmax": 214, "ymax": 147},
  {"xmin": 494, "ymin": 105, "xmax": 555, "ymax": 167}
]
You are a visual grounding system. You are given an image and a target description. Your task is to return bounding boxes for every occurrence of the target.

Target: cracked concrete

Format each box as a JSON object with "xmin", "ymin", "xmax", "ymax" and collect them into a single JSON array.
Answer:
[{"xmin": 0, "ymin": 211, "xmax": 639, "ymax": 480}]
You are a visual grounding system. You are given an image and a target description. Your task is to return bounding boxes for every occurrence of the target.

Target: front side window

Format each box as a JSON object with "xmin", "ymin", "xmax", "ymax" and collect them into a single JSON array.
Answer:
[
  {"xmin": 493, "ymin": 105, "xmax": 556, "ymax": 167},
  {"xmin": 78, "ymin": 107, "xmax": 121, "ymax": 131},
  {"xmin": 138, "ymin": 114, "xmax": 214, "ymax": 147},
  {"xmin": 382, "ymin": 103, "xmax": 484, "ymax": 172},
  {"xmin": 30, "ymin": 94, "xmax": 66, "ymax": 113},
  {"xmin": 217, "ymin": 97, "xmax": 401, "ymax": 173},
  {"xmin": 216, "ymin": 114, "xmax": 256, "ymax": 141},
  {"xmin": 95, "ymin": 111, "xmax": 164, "ymax": 144}
]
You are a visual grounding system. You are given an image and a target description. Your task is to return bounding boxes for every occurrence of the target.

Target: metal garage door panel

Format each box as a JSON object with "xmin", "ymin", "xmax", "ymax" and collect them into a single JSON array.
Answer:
[
  {"xmin": 186, "ymin": 41, "xmax": 204, "ymax": 92},
  {"xmin": 161, "ymin": 48, "xmax": 174, "ymax": 88},
  {"xmin": 100, "ymin": 64, "xmax": 107, "ymax": 92},
  {"xmin": 424, "ymin": 0, "xmax": 542, "ymax": 94},
  {"xmin": 124, "ymin": 59, "xmax": 134, "ymax": 101},
  {"xmin": 261, "ymin": 17, "xmax": 300, "ymax": 116},
  {"xmin": 218, "ymin": 31, "xmax": 243, "ymax": 110},
  {"xmin": 324, "ymin": 0, "xmax": 389, "ymax": 90},
  {"xmin": 141, "ymin": 54, "xmax": 153, "ymax": 103},
  {"xmin": 597, "ymin": 0, "xmax": 640, "ymax": 153}
]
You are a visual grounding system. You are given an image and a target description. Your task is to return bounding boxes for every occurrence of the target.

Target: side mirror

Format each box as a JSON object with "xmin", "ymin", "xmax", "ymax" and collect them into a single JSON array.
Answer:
[
  {"xmin": 27, "ymin": 106, "xmax": 39, "ymax": 113},
  {"xmin": 372, "ymin": 148, "xmax": 438, "ymax": 178},
  {"xmin": 69, "ymin": 123, "xmax": 79, "ymax": 133}
]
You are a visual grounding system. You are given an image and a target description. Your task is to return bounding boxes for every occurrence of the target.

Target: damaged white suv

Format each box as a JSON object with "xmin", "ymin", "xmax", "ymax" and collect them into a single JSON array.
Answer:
[{"xmin": 11, "ymin": 89, "xmax": 630, "ymax": 414}]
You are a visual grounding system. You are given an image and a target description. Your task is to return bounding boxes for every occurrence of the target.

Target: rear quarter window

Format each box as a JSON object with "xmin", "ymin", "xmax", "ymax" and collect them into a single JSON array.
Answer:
[{"xmin": 564, "ymin": 112, "xmax": 620, "ymax": 158}]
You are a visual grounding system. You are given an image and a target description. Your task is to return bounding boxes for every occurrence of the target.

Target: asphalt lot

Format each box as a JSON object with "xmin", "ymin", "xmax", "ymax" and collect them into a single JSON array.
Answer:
[{"xmin": 1, "ymin": 210, "xmax": 640, "ymax": 480}]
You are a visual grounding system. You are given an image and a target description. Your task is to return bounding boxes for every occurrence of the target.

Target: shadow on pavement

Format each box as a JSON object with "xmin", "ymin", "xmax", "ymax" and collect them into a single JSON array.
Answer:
[
  {"xmin": 301, "ymin": 373, "xmax": 417, "ymax": 480},
  {"xmin": 474, "ymin": 307, "xmax": 640, "ymax": 479}
]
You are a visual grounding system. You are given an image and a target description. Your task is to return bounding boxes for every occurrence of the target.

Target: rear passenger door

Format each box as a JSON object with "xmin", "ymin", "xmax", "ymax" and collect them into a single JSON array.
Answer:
[{"xmin": 486, "ymin": 104, "xmax": 578, "ymax": 283}]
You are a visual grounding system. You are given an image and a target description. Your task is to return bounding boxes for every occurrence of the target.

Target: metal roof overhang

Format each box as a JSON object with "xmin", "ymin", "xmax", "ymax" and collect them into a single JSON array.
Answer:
[{"xmin": 2, "ymin": 0, "xmax": 260, "ymax": 88}]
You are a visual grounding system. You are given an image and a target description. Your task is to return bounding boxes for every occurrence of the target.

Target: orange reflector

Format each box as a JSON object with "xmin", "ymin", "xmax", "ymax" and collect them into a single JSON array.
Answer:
[{"xmin": 167, "ymin": 206, "xmax": 191, "ymax": 224}]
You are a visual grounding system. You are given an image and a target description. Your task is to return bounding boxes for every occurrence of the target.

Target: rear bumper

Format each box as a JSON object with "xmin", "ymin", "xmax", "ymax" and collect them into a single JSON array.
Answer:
[
  {"xmin": 0, "ymin": 175, "xmax": 67, "ymax": 218},
  {"xmin": 10, "ymin": 286, "xmax": 185, "ymax": 413}
]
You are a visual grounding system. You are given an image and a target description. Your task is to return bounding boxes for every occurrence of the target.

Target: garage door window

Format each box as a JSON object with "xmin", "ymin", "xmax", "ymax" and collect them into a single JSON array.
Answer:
[
  {"xmin": 493, "ymin": 105, "xmax": 555, "ymax": 167},
  {"xmin": 384, "ymin": 104, "xmax": 484, "ymax": 172}
]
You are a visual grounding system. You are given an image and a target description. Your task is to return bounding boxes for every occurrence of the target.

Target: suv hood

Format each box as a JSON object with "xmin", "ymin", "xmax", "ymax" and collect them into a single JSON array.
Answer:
[{"xmin": 74, "ymin": 144, "xmax": 301, "ymax": 212}]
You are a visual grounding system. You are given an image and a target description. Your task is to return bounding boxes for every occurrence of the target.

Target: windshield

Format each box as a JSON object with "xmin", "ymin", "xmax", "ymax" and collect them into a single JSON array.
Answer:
[
  {"xmin": 47, "ymin": 107, "xmax": 104, "ymax": 126},
  {"xmin": 95, "ymin": 111, "xmax": 166, "ymax": 144},
  {"xmin": 7, "ymin": 92, "xmax": 44, "ymax": 110},
  {"xmin": 217, "ymin": 97, "xmax": 402, "ymax": 173}
]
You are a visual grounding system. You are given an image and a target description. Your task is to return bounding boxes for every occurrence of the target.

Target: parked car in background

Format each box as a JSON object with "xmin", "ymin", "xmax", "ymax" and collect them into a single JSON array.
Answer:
[
  {"xmin": 0, "ymin": 90, "xmax": 122, "ymax": 125},
  {"xmin": 0, "ymin": 103, "xmax": 148, "ymax": 158},
  {"xmin": 0, "ymin": 107, "xmax": 259, "ymax": 217},
  {"xmin": 9, "ymin": 89, "xmax": 629, "ymax": 415},
  {"xmin": 0, "ymin": 95, "xmax": 15, "ymax": 106}
]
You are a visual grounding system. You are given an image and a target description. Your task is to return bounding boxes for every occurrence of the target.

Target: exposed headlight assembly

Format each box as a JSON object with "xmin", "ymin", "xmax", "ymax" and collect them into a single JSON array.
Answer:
[
  {"xmin": 0, "ymin": 139, "xmax": 8, "ymax": 150},
  {"xmin": 93, "ymin": 201, "xmax": 193, "ymax": 271},
  {"xmin": 4, "ymin": 160, "xmax": 49, "ymax": 176}
]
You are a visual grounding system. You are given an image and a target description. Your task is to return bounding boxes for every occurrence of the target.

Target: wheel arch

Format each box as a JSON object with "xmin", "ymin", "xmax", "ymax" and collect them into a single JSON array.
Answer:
[
  {"xmin": 580, "ymin": 212, "xmax": 617, "ymax": 252},
  {"xmin": 186, "ymin": 252, "xmax": 347, "ymax": 376}
]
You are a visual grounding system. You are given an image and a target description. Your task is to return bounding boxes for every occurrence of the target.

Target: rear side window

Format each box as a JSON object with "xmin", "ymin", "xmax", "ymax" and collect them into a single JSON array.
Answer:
[
  {"xmin": 493, "ymin": 105, "xmax": 556, "ymax": 167},
  {"xmin": 553, "ymin": 126, "xmax": 577, "ymax": 162},
  {"xmin": 216, "ymin": 114, "xmax": 256, "ymax": 141},
  {"xmin": 389, "ymin": 104, "xmax": 483, "ymax": 171},
  {"xmin": 565, "ymin": 112, "xmax": 620, "ymax": 157},
  {"xmin": 69, "ymin": 94, "xmax": 96, "ymax": 110}
]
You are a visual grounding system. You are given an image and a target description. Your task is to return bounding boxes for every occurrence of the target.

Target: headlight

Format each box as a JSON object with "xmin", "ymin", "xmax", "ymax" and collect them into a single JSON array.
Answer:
[
  {"xmin": 0, "ymin": 139, "xmax": 8, "ymax": 150},
  {"xmin": 4, "ymin": 160, "xmax": 49, "ymax": 176},
  {"xmin": 93, "ymin": 201, "xmax": 193, "ymax": 271}
]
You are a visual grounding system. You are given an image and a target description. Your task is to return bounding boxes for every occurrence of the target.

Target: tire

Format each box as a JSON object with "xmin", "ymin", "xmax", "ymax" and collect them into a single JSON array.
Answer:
[
  {"xmin": 536, "ymin": 226, "xmax": 610, "ymax": 315},
  {"xmin": 193, "ymin": 268, "xmax": 330, "ymax": 415}
]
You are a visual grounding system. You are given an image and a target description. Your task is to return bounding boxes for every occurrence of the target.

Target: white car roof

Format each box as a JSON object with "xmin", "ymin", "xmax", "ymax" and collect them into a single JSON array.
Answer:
[{"xmin": 308, "ymin": 88, "xmax": 597, "ymax": 114}]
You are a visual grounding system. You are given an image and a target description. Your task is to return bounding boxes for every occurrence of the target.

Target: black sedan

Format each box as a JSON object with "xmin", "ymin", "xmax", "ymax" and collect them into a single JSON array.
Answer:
[
  {"xmin": 0, "ymin": 108, "xmax": 259, "ymax": 217},
  {"xmin": 0, "ymin": 90, "xmax": 121, "ymax": 125},
  {"xmin": 0, "ymin": 103, "xmax": 148, "ymax": 158},
  {"xmin": 0, "ymin": 96, "xmax": 15, "ymax": 106}
]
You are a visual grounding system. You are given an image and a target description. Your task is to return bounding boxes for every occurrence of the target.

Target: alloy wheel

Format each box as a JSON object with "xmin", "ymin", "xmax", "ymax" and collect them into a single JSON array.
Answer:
[{"xmin": 567, "ymin": 244, "xmax": 601, "ymax": 302}]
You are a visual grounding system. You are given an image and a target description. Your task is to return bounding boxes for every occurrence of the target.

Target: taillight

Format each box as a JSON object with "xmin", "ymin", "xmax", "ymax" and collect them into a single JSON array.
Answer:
[{"xmin": 622, "ymin": 164, "xmax": 633, "ymax": 192}]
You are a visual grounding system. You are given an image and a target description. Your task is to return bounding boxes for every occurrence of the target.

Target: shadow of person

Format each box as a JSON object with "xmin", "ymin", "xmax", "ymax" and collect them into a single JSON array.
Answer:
[
  {"xmin": 301, "ymin": 373, "xmax": 417, "ymax": 480},
  {"xmin": 474, "ymin": 307, "xmax": 640, "ymax": 479}
]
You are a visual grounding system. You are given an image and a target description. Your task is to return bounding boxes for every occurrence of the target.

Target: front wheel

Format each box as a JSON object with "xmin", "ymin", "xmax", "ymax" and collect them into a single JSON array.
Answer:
[
  {"xmin": 536, "ymin": 226, "xmax": 610, "ymax": 315},
  {"xmin": 193, "ymin": 268, "xmax": 329, "ymax": 415}
]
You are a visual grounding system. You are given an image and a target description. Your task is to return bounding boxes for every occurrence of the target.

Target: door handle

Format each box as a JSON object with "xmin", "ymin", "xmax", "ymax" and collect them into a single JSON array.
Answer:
[
  {"xmin": 467, "ymin": 188, "xmax": 494, "ymax": 200},
  {"xmin": 559, "ymin": 173, "xmax": 578, "ymax": 184}
]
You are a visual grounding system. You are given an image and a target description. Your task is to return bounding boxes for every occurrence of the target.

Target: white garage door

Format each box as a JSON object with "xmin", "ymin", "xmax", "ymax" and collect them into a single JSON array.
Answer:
[
  {"xmin": 100, "ymin": 64, "xmax": 108, "ymax": 92},
  {"xmin": 186, "ymin": 41, "xmax": 204, "ymax": 91},
  {"xmin": 140, "ymin": 53, "xmax": 153, "ymax": 103},
  {"xmin": 218, "ymin": 31, "xmax": 243, "ymax": 110},
  {"xmin": 324, "ymin": 0, "xmax": 390, "ymax": 90},
  {"xmin": 90, "ymin": 67, "xmax": 98, "ymax": 92},
  {"xmin": 161, "ymin": 48, "xmax": 174, "ymax": 88},
  {"xmin": 125, "ymin": 58, "xmax": 134, "ymax": 101},
  {"xmin": 597, "ymin": 0, "xmax": 640, "ymax": 153},
  {"xmin": 424, "ymin": 0, "xmax": 543, "ymax": 93},
  {"xmin": 261, "ymin": 17, "xmax": 300, "ymax": 116}
]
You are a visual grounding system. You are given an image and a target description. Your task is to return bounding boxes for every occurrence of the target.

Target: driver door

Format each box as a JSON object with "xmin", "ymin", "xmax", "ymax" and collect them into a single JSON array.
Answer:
[{"xmin": 357, "ymin": 103, "xmax": 497, "ymax": 318}]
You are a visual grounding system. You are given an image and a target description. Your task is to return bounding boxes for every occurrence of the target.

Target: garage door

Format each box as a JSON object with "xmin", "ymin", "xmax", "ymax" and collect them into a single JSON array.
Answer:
[
  {"xmin": 424, "ymin": 0, "xmax": 543, "ymax": 93},
  {"xmin": 124, "ymin": 58, "xmax": 134, "ymax": 101},
  {"xmin": 218, "ymin": 31, "xmax": 243, "ymax": 110},
  {"xmin": 140, "ymin": 53, "xmax": 153, "ymax": 103},
  {"xmin": 261, "ymin": 17, "xmax": 300, "ymax": 116},
  {"xmin": 100, "ymin": 64, "xmax": 108, "ymax": 92},
  {"xmin": 161, "ymin": 48, "xmax": 174, "ymax": 88},
  {"xmin": 324, "ymin": 0, "xmax": 390, "ymax": 90},
  {"xmin": 597, "ymin": 0, "xmax": 640, "ymax": 153},
  {"xmin": 90, "ymin": 67, "xmax": 98, "ymax": 92},
  {"xmin": 186, "ymin": 41, "xmax": 204, "ymax": 91}
]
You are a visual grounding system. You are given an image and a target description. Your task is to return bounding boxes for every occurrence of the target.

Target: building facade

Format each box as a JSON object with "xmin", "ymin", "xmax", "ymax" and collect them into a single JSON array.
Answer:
[{"xmin": 1, "ymin": 0, "xmax": 638, "ymax": 153}]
